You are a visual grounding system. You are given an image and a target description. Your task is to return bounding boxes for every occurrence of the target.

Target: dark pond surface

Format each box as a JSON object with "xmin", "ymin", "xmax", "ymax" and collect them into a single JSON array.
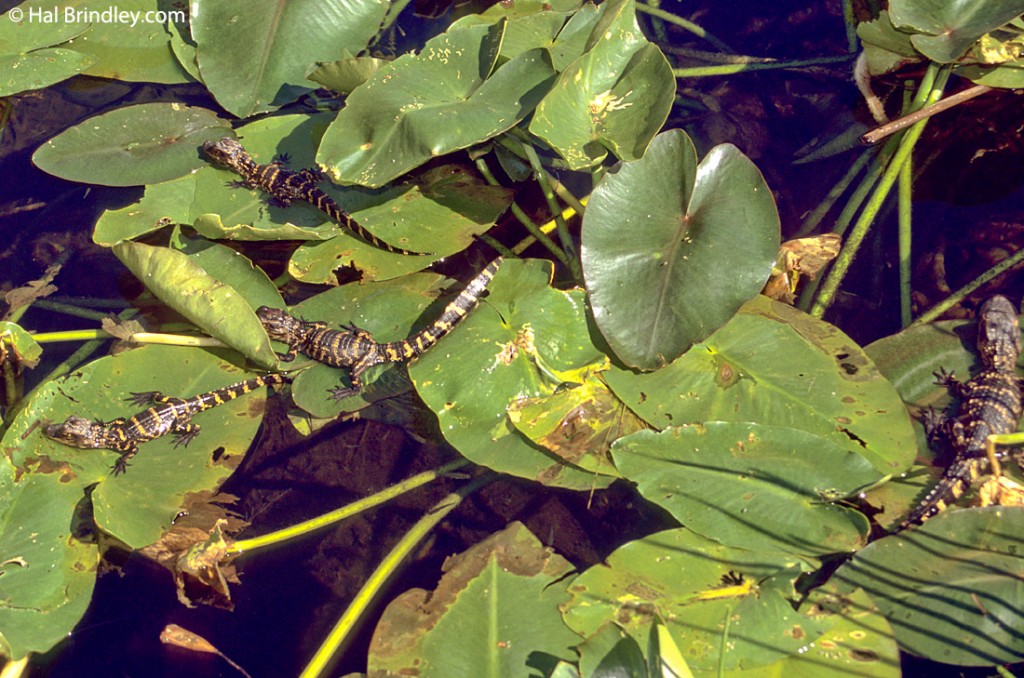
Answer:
[{"xmin": 1, "ymin": 0, "xmax": 1022, "ymax": 676}]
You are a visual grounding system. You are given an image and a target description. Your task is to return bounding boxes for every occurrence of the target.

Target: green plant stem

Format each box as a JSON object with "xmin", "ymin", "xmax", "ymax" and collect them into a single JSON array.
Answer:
[
  {"xmin": 910, "ymin": 246, "xmax": 1024, "ymax": 327},
  {"xmin": 637, "ymin": 3, "xmax": 733, "ymax": 53},
  {"xmin": 474, "ymin": 156, "xmax": 568, "ymax": 264},
  {"xmin": 841, "ymin": 0, "xmax": 858, "ymax": 53},
  {"xmin": 475, "ymin": 233, "xmax": 516, "ymax": 258},
  {"xmin": 36, "ymin": 309, "xmax": 137, "ymax": 385},
  {"xmin": 300, "ymin": 472, "xmax": 496, "ymax": 678},
  {"xmin": 898, "ymin": 145, "xmax": 913, "ymax": 327},
  {"xmin": 718, "ymin": 605, "xmax": 733, "ymax": 678},
  {"xmin": 228, "ymin": 459, "xmax": 470, "ymax": 555},
  {"xmin": 793, "ymin": 149, "xmax": 872, "ymax": 238},
  {"xmin": 796, "ymin": 147, "xmax": 890, "ymax": 311},
  {"xmin": 673, "ymin": 55, "xmax": 852, "ymax": 77},
  {"xmin": 809, "ymin": 65, "xmax": 949, "ymax": 318},
  {"xmin": 31, "ymin": 329, "xmax": 113, "ymax": 343},
  {"xmin": 519, "ymin": 141, "xmax": 583, "ymax": 282}
]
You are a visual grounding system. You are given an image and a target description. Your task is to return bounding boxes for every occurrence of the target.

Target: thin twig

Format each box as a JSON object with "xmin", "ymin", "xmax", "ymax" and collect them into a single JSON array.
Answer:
[{"xmin": 861, "ymin": 85, "xmax": 992, "ymax": 145}]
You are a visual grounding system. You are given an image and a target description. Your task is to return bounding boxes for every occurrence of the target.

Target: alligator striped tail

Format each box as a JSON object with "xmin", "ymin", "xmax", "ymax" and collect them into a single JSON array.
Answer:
[
  {"xmin": 308, "ymin": 186, "xmax": 429, "ymax": 257},
  {"xmin": 897, "ymin": 457, "xmax": 988, "ymax": 530},
  {"xmin": 382, "ymin": 257, "xmax": 504, "ymax": 360},
  {"xmin": 191, "ymin": 373, "xmax": 290, "ymax": 412}
]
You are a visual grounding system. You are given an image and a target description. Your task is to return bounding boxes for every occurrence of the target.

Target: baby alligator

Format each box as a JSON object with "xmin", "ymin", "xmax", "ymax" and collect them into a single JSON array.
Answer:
[
  {"xmin": 202, "ymin": 137, "xmax": 427, "ymax": 256},
  {"xmin": 897, "ymin": 295, "xmax": 1023, "ymax": 530},
  {"xmin": 258, "ymin": 257, "xmax": 503, "ymax": 400},
  {"xmin": 44, "ymin": 374, "xmax": 288, "ymax": 475}
]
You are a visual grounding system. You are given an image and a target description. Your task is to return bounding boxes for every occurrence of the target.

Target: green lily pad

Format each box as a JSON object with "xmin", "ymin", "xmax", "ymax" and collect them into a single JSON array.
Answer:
[
  {"xmin": 368, "ymin": 522, "xmax": 579, "ymax": 676},
  {"xmin": 834, "ymin": 507, "xmax": 1024, "ymax": 665},
  {"xmin": 113, "ymin": 241, "xmax": 278, "ymax": 368},
  {"xmin": 529, "ymin": 0, "xmax": 674, "ymax": 169},
  {"xmin": 32, "ymin": 103, "xmax": 229, "ymax": 187},
  {"xmin": 192, "ymin": 0, "xmax": 388, "ymax": 117},
  {"xmin": 613, "ymin": 425, "xmax": 876, "ymax": 556},
  {"xmin": 0, "ymin": 11, "xmax": 93, "ymax": 96},
  {"xmin": 0, "ymin": 463, "xmax": 98, "ymax": 660},
  {"xmin": 169, "ymin": 231, "xmax": 284, "ymax": 311},
  {"xmin": 576, "ymin": 622, "xmax": 651, "ymax": 678},
  {"xmin": 604, "ymin": 296, "xmax": 918, "ymax": 475},
  {"xmin": 411, "ymin": 258, "xmax": 613, "ymax": 489},
  {"xmin": 889, "ymin": 0, "xmax": 1024, "ymax": 63},
  {"xmin": 0, "ymin": 321, "xmax": 42, "ymax": 369},
  {"xmin": 857, "ymin": 11, "xmax": 924, "ymax": 75},
  {"xmin": 582, "ymin": 130, "xmax": 781, "ymax": 369},
  {"xmin": 506, "ymin": 373, "xmax": 635, "ymax": 477},
  {"xmin": 307, "ymin": 54, "xmax": 389, "ymax": 94},
  {"xmin": 562, "ymin": 527, "xmax": 824, "ymax": 672},
  {"xmin": 4, "ymin": 345, "xmax": 274, "ymax": 548},
  {"xmin": 318, "ymin": 22, "xmax": 556, "ymax": 187},
  {"xmin": 68, "ymin": 0, "xmax": 189, "ymax": 84}
]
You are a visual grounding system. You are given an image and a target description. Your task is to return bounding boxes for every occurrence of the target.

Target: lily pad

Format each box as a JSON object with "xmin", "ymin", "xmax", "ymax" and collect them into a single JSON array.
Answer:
[
  {"xmin": 113, "ymin": 241, "xmax": 278, "ymax": 368},
  {"xmin": 529, "ymin": 0, "xmax": 674, "ymax": 169},
  {"xmin": 613, "ymin": 425, "xmax": 876, "ymax": 556},
  {"xmin": 0, "ymin": 464, "xmax": 98, "ymax": 660},
  {"xmin": 0, "ymin": 12, "xmax": 93, "ymax": 96},
  {"xmin": 562, "ymin": 527, "xmax": 825, "ymax": 672},
  {"xmin": 834, "ymin": 507, "xmax": 1024, "ymax": 665},
  {"xmin": 192, "ymin": 0, "xmax": 388, "ymax": 117},
  {"xmin": 583, "ymin": 130, "xmax": 780, "ymax": 369},
  {"xmin": 52, "ymin": 0, "xmax": 190, "ymax": 84},
  {"xmin": 368, "ymin": 522, "xmax": 579, "ymax": 676},
  {"xmin": 605, "ymin": 296, "xmax": 918, "ymax": 475},
  {"xmin": 32, "ymin": 103, "xmax": 229, "ymax": 187},
  {"xmin": 317, "ymin": 22, "xmax": 556, "ymax": 187},
  {"xmin": 411, "ymin": 258, "xmax": 613, "ymax": 489},
  {"xmin": 889, "ymin": 0, "xmax": 1024, "ymax": 63}
]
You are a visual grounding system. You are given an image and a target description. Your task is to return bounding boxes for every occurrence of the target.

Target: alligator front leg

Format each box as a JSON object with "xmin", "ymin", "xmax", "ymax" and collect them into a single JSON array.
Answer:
[
  {"xmin": 111, "ymin": 444, "xmax": 140, "ymax": 476},
  {"xmin": 171, "ymin": 423, "xmax": 201, "ymax": 448}
]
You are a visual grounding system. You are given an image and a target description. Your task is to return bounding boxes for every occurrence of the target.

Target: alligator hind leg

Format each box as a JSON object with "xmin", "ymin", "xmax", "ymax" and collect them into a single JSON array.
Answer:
[{"xmin": 172, "ymin": 423, "xmax": 201, "ymax": 448}]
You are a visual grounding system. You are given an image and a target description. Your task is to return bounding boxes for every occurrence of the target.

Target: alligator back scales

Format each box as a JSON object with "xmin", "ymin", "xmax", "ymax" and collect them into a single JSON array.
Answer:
[
  {"xmin": 203, "ymin": 137, "xmax": 427, "ymax": 257},
  {"xmin": 897, "ymin": 295, "xmax": 1023, "ymax": 530},
  {"xmin": 44, "ymin": 373, "xmax": 287, "ymax": 475},
  {"xmin": 258, "ymin": 257, "xmax": 503, "ymax": 400}
]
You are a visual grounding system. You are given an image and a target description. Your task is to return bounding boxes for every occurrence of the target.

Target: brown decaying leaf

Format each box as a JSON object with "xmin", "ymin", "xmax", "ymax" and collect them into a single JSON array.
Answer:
[
  {"xmin": 100, "ymin": 315, "xmax": 147, "ymax": 341},
  {"xmin": 3, "ymin": 263, "xmax": 61, "ymax": 319},
  {"xmin": 160, "ymin": 624, "xmax": 252, "ymax": 678},
  {"xmin": 762, "ymin": 234, "xmax": 842, "ymax": 304}
]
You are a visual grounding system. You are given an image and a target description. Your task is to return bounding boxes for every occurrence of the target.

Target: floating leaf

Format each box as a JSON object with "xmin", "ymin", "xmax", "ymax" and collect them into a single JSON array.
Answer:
[
  {"xmin": 563, "ymin": 528, "xmax": 824, "ymax": 672},
  {"xmin": 0, "ymin": 321, "xmax": 42, "ymax": 369},
  {"xmin": 318, "ymin": 22, "xmax": 556, "ymax": 187},
  {"xmin": 835, "ymin": 507, "xmax": 1024, "ymax": 665},
  {"xmin": 32, "ymin": 103, "xmax": 229, "ymax": 187},
  {"xmin": 368, "ymin": 522, "xmax": 579, "ymax": 675},
  {"xmin": 170, "ymin": 231, "xmax": 284, "ymax": 312},
  {"xmin": 0, "ymin": 13, "xmax": 93, "ymax": 96},
  {"xmin": 583, "ymin": 130, "xmax": 780, "ymax": 369},
  {"xmin": 529, "ymin": 0, "xmax": 674, "ymax": 169},
  {"xmin": 889, "ymin": 0, "xmax": 1024, "ymax": 63},
  {"xmin": 74, "ymin": 0, "xmax": 188, "ymax": 82},
  {"xmin": 605, "ymin": 296, "xmax": 918, "ymax": 475},
  {"xmin": 192, "ymin": 0, "xmax": 388, "ymax": 117},
  {"xmin": 506, "ymin": 374, "xmax": 632, "ymax": 477},
  {"xmin": 0, "ymin": 464, "xmax": 98, "ymax": 660},
  {"xmin": 113, "ymin": 241, "xmax": 277, "ymax": 368},
  {"xmin": 411, "ymin": 259, "xmax": 612, "ymax": 490},
  {"xmin": 613, "ymin": 425, "xmax": 876, "ymax": 556}
]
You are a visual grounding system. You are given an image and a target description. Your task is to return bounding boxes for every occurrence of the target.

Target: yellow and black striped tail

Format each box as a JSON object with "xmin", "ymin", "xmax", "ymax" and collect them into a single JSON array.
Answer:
[
  {"xmin": 383, "ymin": 257, "xmax": 504, "ymax": 361},
  {"xmin": 192, "ymin": 373, "xmax": 290, "ymax": 412},
  {"xmin": 309, "ymin": 187, "xmax": 432, "ymax": 257},
  {"xmin": 897, "ymin": 457, "xmax": 988, "ymax": 531}
]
